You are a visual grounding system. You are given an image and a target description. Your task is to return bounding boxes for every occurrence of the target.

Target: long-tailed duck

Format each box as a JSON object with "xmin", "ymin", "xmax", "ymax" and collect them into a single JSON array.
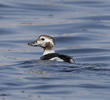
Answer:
[{"xmin": 28, "ymin": 35, "xmax": 75, "ymax": 64}]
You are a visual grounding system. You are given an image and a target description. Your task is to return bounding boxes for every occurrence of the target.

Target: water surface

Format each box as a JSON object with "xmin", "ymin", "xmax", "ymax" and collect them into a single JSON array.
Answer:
[{"xmin": 0, "ymin": 0, "xmax": 110, "ymax": 100}]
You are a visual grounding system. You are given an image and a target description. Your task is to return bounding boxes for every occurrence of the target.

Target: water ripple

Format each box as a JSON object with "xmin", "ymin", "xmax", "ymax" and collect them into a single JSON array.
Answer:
[{"xmin": 0, "ymin": 0, "xmax": 110, "ymax": 100}]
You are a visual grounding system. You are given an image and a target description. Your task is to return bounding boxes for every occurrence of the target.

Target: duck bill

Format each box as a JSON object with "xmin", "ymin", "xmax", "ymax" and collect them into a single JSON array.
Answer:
[{"xmin": 28, "ymin": 41, "xmax": 38, "ymax": 47}]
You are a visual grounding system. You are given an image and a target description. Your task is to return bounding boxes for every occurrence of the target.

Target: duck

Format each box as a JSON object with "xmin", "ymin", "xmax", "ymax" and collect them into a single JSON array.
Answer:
[{"xmin": 28, "ymin": 35, "xmax": 75, "ymax": 64}]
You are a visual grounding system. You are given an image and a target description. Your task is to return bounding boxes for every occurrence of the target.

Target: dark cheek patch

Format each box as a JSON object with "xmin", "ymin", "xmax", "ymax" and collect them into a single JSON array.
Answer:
[{"xmin": 45, "ymin": 42, "xmax": 53, "ymax": 49}]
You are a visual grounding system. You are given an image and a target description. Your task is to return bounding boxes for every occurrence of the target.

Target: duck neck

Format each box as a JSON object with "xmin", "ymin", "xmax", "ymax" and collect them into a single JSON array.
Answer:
[{"xmin": 43, "ymin": 48, "xmax": 55, "ymax": 55}]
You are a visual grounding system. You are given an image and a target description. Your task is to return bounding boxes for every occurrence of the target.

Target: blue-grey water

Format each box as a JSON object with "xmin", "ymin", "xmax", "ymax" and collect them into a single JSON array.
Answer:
[{"xmin": 0, "ymin": 0, "xmax": 110, "ymax": 100}]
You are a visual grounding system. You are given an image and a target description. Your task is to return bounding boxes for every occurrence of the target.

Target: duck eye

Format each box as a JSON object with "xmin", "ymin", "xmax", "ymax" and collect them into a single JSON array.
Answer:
[{"xmin": 41, "ymin": 38, "xmax": 45, "ymax": 41}]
